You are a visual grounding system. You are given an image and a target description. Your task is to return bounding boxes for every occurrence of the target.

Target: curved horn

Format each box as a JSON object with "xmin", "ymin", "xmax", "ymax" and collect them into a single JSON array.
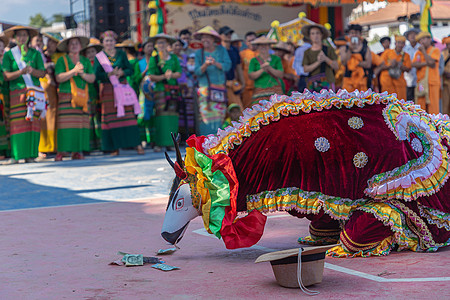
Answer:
[
  {"xmin": 171, "ymin": 132, "xmax": 184, "ymax": 167},
  {"xmin": 165, "ymin": 151, "xmax": 175, "ymax": 169}
]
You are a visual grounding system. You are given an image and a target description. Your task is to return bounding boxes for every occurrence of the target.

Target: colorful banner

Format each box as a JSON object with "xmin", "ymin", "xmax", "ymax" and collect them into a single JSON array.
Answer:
[{"xmin": 165, "ymin": 3, "xmax": 306, "ymax": 37}]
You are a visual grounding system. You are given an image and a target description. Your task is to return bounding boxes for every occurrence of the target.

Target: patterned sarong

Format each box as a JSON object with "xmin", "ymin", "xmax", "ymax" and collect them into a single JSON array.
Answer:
[
  {"xmin": 99, "ymin": 83, "xmax": 140, "ymax": 151},
  {"xmin": 9, "ymin": 88, "xmax": 40, "ymax": 160},
  {"xmin": 56, "ymin": 93, "xmax": 90, "ymax": 152}
]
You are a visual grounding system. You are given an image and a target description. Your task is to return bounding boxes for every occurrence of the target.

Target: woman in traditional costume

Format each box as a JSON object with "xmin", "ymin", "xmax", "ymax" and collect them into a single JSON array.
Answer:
[
  {"xmin": 173, "ymin": 39, "xmax": 196, "ymax": 141},
  {"xmin": 302, "ymin": 24, "xmax": 338, "ymax": 92},
  {"xmin": 54, "ymin": 36, "xmax": 94, "ymax": 161},
  {"xmin": 94, "ymin": 30, "xmax": 144, "ymax": 156},
  {"xmin": 133, "ymin": 39, "xmax": 155, "ymax": 146},
  {"xmin": 37, "ymin": 32, "xmax": 62, "ymax": 158},
  {"xmin": 193, "ymin": 26, "xmax": 231, "ymax": 136},
  {"xmin": 147, "ymin": 33, "xmax": 182, "ymax": 151},
  {"xmin": 0, "ymin": 34, "xmax": 10, "ymax": 160},
  {"xmin": 81, "ymin": 38, "xmax": 103, "ymax": 151},
  {"xmin": 248, "ymin": 36, "xmax": 284, "ymax": 105},
  {"xmin": 2, "ymin": 26, "xmax": 46, "ymax": 163}
]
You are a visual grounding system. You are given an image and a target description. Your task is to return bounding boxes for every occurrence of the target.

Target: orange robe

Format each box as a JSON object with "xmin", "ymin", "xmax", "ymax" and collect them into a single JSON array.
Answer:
[
  {"xmin": 240, "ymin": 48, "xmax": 257, "ymax": 108},
  {"xmin": 342, "ymin": 52, "xmax": 368, "ymax": 92},
  {"xmin": 442, "ymin": 49, "xmax": 450, "ymax": 115},
  {"xmin": 379, "ymin": 49, "xmax": 411, "ymax": 101},
  {"xmin": 413, "ymin": 47, "xmax": 441, "ymax": 114}
]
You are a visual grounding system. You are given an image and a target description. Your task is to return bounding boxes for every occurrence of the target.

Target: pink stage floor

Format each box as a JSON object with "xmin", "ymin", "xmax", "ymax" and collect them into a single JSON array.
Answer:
[{"xmin": 2, "ymin": 197, "xmax": 450, "ymax": 299}]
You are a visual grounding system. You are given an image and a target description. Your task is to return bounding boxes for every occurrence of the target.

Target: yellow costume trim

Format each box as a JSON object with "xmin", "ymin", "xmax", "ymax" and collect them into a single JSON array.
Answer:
[
  {"xmin": 246, "ymin": 187, "xmax": 367, "ymax": 221},
  {"xmin": 184, "ymin": 147, "xmax": 212, "ymax": 233}
]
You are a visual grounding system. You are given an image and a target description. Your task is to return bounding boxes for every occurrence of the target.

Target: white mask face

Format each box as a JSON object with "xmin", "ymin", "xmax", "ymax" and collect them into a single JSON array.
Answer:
[{"xmin": 161, "ymin": 183, "xmax": 200, "ymax": 245}]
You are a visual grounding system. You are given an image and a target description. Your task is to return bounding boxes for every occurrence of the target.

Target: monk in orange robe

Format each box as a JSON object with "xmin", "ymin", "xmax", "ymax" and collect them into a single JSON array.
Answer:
[
  {"xmin": 442, "ymin": 36, "xmax": 450, "ymax": 115},
  {"xmin": 412, "ymin": 32, "xmax": 442, "ymax": 114},
  {"xmin": 379, "ymin": 35, "xmax": 411, "ymax": 101},
  {"xmin": 340, "ymin": 24, "xmax": 372, "ymax": 92}
]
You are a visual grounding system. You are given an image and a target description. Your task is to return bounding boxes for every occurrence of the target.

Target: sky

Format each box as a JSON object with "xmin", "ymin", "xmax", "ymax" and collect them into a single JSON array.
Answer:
[{"xmin": 0, "ymin": 0, "xmax": 73, "ymax": 26}]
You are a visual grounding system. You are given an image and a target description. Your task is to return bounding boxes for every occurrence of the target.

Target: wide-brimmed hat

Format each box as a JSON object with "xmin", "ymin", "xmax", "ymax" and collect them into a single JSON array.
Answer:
[
  {"xmin": 4, "ymin": 25, "xmax": 39, "ymax": 39},
  {"xmin": 193, "ymin": 26, "xmax": 221, "ymax": 43},
  {"xmin": 42, "ymin": 32, "xmax": 61, "ymax": 43},
  {"xmin": 0, "ymin": 34, "xmax": 9, "ymax": 46},
  {"xmin": 251, "ymin": 36, "xmax": 277, "ymax": 45},
  {"xmin": 57, "ymin": 36, "xmax": 90, "ymax": 52},
  {"xmin": 230, "ymin": 33, "xmax": 243, "ymax": 42},
  {"xmin": 301, "ymin": 24, "xmax": 330, "ymax": 39},
  {"xmin": 272, "ymin": 41, "xmax": 290, "ymax": 52},
  {"xmin": 148, "ymin": 33, "xmax": 177, "ymax": 45},
  {"xmin": 442, "ymin": 36, "xmax": 450, "ymax": 45},
  {"xmin": 403, "ymin": 28, "xmax": 420, "ymax": 38},
  {"xmin": 255, "ymin": 244, "xmax": 338, "ymax": 288},
  {"xmin": 82, "ymin": 37, "xmax": 103, "ymax": 52},
  {"xmin": 416, "ymin": 31, "xmax": 432, "ymax": 42},
  {"xmin": 115, "ymin": 39, "xmax": 135, "ymax": 48}
]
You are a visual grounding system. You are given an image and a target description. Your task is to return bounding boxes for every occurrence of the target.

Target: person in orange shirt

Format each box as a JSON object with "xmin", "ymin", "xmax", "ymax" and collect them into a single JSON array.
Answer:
[
  {"xmin": 412, "ymin": 32, "xmax": 441, "ymax": 114},
  {"xmin": 240, "ymin": 32, "xmax": 258, "ymax": 108},
  {"xmin": 340, "ymin": 24, "xmax": 372, "ymax": 92},
  {"xmin": 272, "ymin": 41, "xmax": 298, "ymax": 94},
  {"xmin": 379, "ymin": 35, "xmax": 411, "ymax": 101},
  {"xmin": 442, "ymin": 36, "xmax": 450, "ymax": 115}
]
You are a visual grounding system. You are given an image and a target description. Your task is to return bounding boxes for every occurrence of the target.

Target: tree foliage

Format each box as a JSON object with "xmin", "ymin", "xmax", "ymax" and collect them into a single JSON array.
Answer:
[{"xmin": 29, "ymin": 13, "xmax": 49, "ymax": 28}]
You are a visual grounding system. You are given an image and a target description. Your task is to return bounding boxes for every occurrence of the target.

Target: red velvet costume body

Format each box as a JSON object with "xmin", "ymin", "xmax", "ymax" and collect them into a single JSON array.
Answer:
[{"xmin": 225, "ymin": 103, "xmax": 450, "ymax": 251}]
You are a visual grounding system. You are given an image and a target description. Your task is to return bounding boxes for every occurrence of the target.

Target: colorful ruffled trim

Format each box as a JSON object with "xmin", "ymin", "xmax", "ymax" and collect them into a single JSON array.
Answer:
[
  {"xmin": 419, "ymin": 205, "xmax": 450, "ymax": 231},
  {"xmin": 327, "ymin": 236, "xmax": 396, "ymax": 258},
  {"xmin": 184, "ymin": 147, "xmax": 231, "ymax": 238},
  {"xmin": 246, "ymin": 187, "xmax": 367, "ymax": 221},
  {"xmin": 202, "ymin": 89, "xmax": 399, "ymax": 156},
  {"xmin": 365, "ymin": 103, "xmax": 450, "ymax": 201}
]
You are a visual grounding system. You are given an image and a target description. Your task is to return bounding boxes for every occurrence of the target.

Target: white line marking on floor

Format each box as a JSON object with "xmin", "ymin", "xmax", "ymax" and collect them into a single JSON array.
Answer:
[{"xmin": 192, "ymin": 227, "xmax": 450, "ymax": 282}]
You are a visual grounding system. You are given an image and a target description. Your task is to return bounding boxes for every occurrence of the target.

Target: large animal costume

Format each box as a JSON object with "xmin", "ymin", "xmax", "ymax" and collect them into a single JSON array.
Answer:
[{"xmin": 161, "ymin": 90, "xmax": 450, "ymax": 257}]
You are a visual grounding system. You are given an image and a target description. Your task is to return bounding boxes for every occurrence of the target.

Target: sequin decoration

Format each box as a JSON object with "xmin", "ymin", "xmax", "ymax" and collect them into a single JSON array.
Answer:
[
  {"xmin": 348, "ymin": 117, "xmax": 364, "ymax": 129},
  {"xmin": 353, "ymin": 152, "xmax": 368, "ymax": 168},
  {"xmin": 411, "ymin": 138, "xmax": 423, "ymax": 153},
  {"xmin": 315, "ymin": 137, "xmax": 330, "ymax": 152}
]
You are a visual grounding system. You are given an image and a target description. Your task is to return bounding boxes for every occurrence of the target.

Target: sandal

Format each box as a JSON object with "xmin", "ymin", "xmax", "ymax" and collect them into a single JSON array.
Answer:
[
  {"xmin": 71, "ymin": 152, "xmax": 85, "ymax": 160},
  {"xmin": 137, "ymin": 145, "xmax": 145, "ymax": 155},
  {"xmin": 55, "ymin": 153, "xmax": 64, "ymax": 161}
]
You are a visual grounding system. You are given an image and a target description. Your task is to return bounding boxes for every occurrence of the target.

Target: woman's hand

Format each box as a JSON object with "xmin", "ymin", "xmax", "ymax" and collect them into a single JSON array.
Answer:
[
  {"xmin": 165, "ymin": 70, "xmax": 172, "ymax": 80},
  {"xmin": 21, "ymin": 65, "xmax": 32, "ymax": 75},
  {"xmin": 73, "ymin": 62, "xmax": 84, "ymax": 75}
]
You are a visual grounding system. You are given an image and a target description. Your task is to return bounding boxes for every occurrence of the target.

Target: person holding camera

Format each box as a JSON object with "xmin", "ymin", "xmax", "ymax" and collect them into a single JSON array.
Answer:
[
  {"xmin": 340, "ymin": 24, "xmax": 372, "ymax": 92},
  {"xmin": 379, "ymin": 35, "xmax": 411, "ymax": 101}
]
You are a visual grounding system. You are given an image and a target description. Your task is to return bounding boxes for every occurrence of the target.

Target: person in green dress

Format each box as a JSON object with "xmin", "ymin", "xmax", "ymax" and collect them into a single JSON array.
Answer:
[
  {"xmin": 2, "ymin": 26, "xmax": 46, "ymax": 163},
  {"xmin": 54, "ymin": 36, "xmax": 95, "ymax": 161},
  {"xmin": 0, "ymin": 34, "xmax": 10, "ymax": 160},
  {"xmin": 133, "ymin": 39, "xmax": 156, "ymax": 146},
  {"xmin": 147, "ymin": 33, "xmax": 182, "ymax": 151},
  {"xmin": 94, "ymin": 30, "xmax": 144, "ymax": 156},
  {"xmin": 248, "ymin": 36, "xmax": 284, "ymax": 105},
  {"xmin": 81, "ymin": 38, "xmax": 103, "ymax": 151}
]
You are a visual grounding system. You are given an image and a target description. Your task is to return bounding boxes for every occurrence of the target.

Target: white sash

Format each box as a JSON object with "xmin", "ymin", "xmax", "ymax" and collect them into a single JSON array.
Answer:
[{"xmin": 10, "ymin": 46, "xmax": 36, "ymax": 88}]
